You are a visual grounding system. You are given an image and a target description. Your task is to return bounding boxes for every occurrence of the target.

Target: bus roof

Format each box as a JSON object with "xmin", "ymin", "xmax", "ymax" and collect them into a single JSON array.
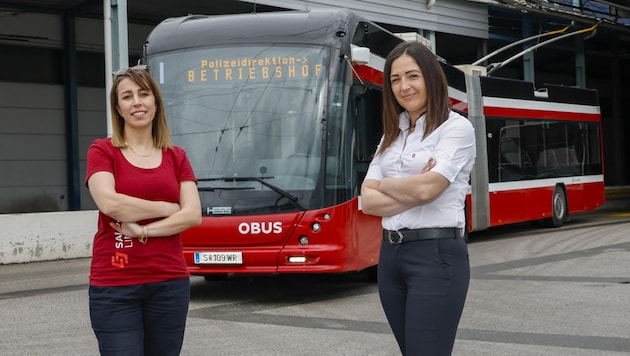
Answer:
[
  {"xmin": 144, "ymin": 8, "xmax": 366, "ymax": 55},
  {"xmin": 480, "ymin": 76, "xmax": 599, "ymax": 106}
]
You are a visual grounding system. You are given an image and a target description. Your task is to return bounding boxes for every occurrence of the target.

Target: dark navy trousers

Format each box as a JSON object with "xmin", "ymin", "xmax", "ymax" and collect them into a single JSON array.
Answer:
[
  {"xmin": 378, "ymin": 235, "xmax": 470, "ymax": 356},
  {"xmin": 89, "ymin": 278, "xmax": 190, "ymax": 356}
]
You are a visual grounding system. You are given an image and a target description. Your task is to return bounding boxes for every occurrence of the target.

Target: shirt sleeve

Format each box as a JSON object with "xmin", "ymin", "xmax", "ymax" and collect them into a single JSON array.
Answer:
[
  {"xmin": 173, "ymin": 146, "xmax": 197, "ymax": 184},
  {"xmin": 85, "ymin": 139, "xmax": 114, "ymax": 188},
  {"xmin": 431, "ymin": 113, "xmax": 476, "ymax": 183}
]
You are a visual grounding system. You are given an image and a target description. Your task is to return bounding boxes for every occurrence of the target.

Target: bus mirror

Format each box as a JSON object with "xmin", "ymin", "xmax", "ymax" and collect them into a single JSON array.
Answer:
[{"xmin": 351, "ymin": 46, "xmax": 370, "ymax": 65}]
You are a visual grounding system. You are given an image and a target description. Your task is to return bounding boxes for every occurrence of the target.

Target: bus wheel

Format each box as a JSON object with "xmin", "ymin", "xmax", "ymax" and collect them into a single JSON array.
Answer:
[{"xmin": 548, "ymin": 186, "xmax": 567, "ymax": 228}]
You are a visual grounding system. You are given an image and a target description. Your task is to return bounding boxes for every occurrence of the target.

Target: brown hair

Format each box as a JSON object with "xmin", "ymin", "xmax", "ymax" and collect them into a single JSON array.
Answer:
[
  {"xmin": 377, "ymin": 41, "xmax": 451, "ymax": 155},
  {"xmin": 109, "ymin": 67, "xmax": 173, "ymax": 149}
]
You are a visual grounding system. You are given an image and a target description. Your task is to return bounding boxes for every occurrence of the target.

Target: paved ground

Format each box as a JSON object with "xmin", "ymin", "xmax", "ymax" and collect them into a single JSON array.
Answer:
[{"xmin": 0, "ymin": 210, "xmax": 629, "ymax": 355}]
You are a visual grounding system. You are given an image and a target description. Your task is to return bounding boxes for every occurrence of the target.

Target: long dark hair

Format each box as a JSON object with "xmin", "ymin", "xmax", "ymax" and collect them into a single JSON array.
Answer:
[{"xmin": 378, "ymin": 41, "xmax": 451, "ymax": 155}]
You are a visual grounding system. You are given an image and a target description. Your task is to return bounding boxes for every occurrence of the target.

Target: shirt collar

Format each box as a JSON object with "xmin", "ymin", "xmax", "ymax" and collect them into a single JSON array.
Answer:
[{"xmin": 398, "ymin": 111, "xmax": 426, "ymax": 131}]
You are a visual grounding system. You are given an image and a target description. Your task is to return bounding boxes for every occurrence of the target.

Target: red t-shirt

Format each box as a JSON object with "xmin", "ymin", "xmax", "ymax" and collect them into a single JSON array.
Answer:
[{"xmin": 85, "ymin": 138, "xmax": 196, "ymax": 286}]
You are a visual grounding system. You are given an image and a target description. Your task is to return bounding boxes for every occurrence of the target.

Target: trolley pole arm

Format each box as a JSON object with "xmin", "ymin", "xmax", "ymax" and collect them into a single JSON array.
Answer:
[
  {"xmin": 486, "ymin": 22, "xmax": 598, "ymax": 77},
  {"xmin": 472, "ymin": 25, "xmax": 569, "ymax": 66}
]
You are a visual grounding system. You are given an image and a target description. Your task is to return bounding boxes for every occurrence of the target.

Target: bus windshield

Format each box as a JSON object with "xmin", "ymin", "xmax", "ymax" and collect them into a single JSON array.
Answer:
[{"xmin": 148, "ymin": 45, "xmax": 329, "ymax": 215}]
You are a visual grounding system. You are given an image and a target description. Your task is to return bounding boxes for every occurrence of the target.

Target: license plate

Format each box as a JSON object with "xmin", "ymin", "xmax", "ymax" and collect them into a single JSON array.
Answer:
[{"xmin": 194, "ymin": 251, "xmax": 243, "ymax": 265}]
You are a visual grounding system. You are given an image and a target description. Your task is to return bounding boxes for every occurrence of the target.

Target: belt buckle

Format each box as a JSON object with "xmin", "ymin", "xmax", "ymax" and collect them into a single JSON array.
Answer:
[{"xmin": 387, "ymin": 230, "xmax": 404, "ymax": 244}]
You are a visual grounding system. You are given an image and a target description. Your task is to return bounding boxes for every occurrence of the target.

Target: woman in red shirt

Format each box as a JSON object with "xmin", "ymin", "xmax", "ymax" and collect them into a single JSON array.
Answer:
[{"xmin": 86, "ymin": 65, "xmax": 201, "ymax": 355}]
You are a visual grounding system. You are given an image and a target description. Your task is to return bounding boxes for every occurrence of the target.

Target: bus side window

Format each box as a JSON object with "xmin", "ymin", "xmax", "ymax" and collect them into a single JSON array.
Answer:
[
  {"xmin": 537, "ymin": 149, "xmax": 558, "ymax": 168},
  {"xmin": 354, "ymin": 84, "xmax": 382, "ymax": 184},
  {"xmin": 498, "ymin": 130, "xmax": 532, "ymax": 182}
]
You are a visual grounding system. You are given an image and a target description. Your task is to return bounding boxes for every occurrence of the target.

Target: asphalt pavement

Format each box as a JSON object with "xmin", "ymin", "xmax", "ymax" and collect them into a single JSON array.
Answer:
[{"xmin": 0, "ymin": 209, "xmax": 629, "ymax": 355}]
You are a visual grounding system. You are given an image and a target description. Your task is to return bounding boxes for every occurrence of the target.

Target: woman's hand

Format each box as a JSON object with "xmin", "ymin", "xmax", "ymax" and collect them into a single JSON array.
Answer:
[
  {"xmin": 109, "ymin": 221, "xmax": 143, "ymax": 239},
  {"xmin": 422, "ymin": 157, "xmax": 436, "ymax": 173}
]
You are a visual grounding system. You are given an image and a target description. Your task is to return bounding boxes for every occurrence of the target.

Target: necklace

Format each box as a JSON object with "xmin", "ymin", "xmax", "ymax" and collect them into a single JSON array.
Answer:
[{"xmin": 125, "ymin": 141, "xmax": 152, "ymax": 157}]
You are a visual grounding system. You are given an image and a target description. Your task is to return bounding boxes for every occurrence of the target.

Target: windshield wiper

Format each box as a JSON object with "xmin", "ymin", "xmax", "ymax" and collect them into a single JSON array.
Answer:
[
  {"xmin": 197, "ymin": 176, "xmax": 306, "ymax": 210},
  {"xmin": 197, "ymin": 185, "xmax": 255, "ymax": 191}
]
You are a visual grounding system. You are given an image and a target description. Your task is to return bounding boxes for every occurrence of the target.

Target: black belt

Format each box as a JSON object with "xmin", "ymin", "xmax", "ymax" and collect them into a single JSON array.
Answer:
[{"xmin": 383, "ymin": 227, "xmax": 464, "ymax": 244}]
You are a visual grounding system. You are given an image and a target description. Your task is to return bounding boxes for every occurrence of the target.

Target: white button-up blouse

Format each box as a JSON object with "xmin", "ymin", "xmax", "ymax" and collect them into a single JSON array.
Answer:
[{"xmin": 364, "ymin": 110, "xmax": 476, "ymax": 231}]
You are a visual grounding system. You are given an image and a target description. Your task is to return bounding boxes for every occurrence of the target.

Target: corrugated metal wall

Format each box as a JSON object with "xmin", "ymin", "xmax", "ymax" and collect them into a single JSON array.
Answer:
[
  {"xmin": 247, "ymin": 0, "xmax": 488, "ymax": 38},
  {"xmin": 0, "ymin": 1, "xmax": 487, "ymax": 214}
]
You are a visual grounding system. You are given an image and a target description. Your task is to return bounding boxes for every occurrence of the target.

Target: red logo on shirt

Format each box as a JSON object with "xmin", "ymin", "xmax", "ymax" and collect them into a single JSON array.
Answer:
[{"xmin": 111, "ymin": 252, "xmax": 128, "ymax": 268}]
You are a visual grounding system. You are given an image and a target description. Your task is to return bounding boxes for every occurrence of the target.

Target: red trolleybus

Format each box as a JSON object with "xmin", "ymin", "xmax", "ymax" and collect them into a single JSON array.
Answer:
[{"xmin": 142, "ymin": 9, "xmax": 604, "ymax": 278}]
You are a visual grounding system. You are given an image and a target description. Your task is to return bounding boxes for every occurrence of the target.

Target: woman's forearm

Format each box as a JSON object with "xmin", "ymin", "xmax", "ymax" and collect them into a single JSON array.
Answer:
[
  {"xmin": 361, "ymin": 180, "xmax": 412, "ymax": 217},
  {"xmin": 88, "ymin": 172, "xmax": 180, "ymax": 222},
  {"xmin": 142, "ymin": 205, "xmax": 201, "ymax": 237},
  {"xmin": 102, "ymin": 193, "xmax": 180, "ymax": 223},
  {"xmin": 380, "ymin": 172, "xmax": 449, "ymax": 206},
  {"xmin": 143, "ymin": 180, "xmax": 201, "ymax": 236},
  {"xmin": 110, "ymin": 207, "xmax": 200, "ymax": 240},
  {"xmin": 111, "ymin": 181, "xmax": 201, "ymax": 239}
]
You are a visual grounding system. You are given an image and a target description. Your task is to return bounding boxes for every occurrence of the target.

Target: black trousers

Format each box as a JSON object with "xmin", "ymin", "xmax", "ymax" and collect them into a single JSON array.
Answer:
[
  {"xmin": 378, "ymin": 234, "xmax": 470, "ymax": 356},
  {"xmin": 89, "ymin": 278, "xmax": 190, "ymax": 356}
]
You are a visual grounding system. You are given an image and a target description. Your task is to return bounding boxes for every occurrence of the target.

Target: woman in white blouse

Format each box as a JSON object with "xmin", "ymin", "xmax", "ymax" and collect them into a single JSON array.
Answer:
[{"xmin": 361, "ymin": 41, "xmax": 476, "ymax": 356}]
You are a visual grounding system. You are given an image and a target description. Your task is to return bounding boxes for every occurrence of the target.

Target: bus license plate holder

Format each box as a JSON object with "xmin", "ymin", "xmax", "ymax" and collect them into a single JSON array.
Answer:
[{"xmin": 194, "ymin": 251, "xmax": 243, "ymax": 265}]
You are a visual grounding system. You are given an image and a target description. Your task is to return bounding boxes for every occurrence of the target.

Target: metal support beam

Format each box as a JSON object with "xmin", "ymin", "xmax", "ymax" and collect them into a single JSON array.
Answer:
[
  {"xmin": 522, "ymin": 16, "xmax": 535, "ymax": 84},
  {"xmin": 104, "ymin": 0, "xmax": 129, "ymax": 137},
  {"xmin": 423, "ymin": 29, "xmax": 436, "ymax": 55},
  {"xmin": 63, "ymin": 10, "xmax": 80, "ymax": 210},
  {"xmin": 609, "ymin": 35, "xmax": 625, "ymax": 185},
  {"xmin": 575, "ymin": 36, "xmax": 586, "ymax": 88},
  {"xmin": 573, "ymin": 0, "xmax": 586, "ymax": 88}
]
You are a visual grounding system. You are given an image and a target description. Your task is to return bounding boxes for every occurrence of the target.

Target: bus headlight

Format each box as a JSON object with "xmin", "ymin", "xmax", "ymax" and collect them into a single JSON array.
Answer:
[
  {"xmin": 298, "ymin": 235, "xmax": 309, "ymax": 245},
  {"xmin": 311, "ymin": 222, "xmax": 321, "ymax": 232}
]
